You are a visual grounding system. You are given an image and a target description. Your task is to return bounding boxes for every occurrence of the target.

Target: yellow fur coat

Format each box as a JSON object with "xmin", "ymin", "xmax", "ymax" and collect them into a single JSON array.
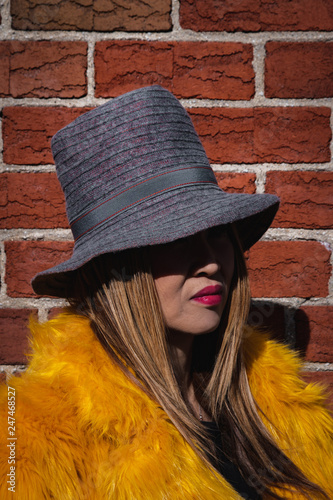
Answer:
[{"xmin": 0, "ymin": 313, "xmax": 332, "ymax": 499}]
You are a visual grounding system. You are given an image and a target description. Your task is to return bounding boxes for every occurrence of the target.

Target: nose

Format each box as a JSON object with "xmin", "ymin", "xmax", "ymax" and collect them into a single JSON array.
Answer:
[{"xmin": 191, "ymin": 231, "xmax": 221, "ymax": 277}]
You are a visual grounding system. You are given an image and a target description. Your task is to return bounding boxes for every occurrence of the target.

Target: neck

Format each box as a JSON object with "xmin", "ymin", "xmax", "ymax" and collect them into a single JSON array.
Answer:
[
  {"xmin": 167, "ymin": 330, "xmax": 212, "ymax": 422},
  {"xmin": 167, "ymin": 329, "xmax": 194, "ymax": 392}
]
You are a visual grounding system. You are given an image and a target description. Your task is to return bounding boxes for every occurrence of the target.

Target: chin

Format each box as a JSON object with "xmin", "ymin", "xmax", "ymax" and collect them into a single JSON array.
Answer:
[
  {"xmin": 168, "ymin": 309, "xmax": 223, "ymax": 337},
  {"xmin": 189, "ymin": 319, "xmax": 222, "ymax": 336},
  {"xmin": 192, "ymin": 326, "xmax": 219, "ymax": 336}
]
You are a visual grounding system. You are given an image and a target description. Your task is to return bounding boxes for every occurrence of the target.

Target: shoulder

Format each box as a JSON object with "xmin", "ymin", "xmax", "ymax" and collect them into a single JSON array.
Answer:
[
  {"xmin": 0, "ymin": 312, "xmax": 101, "ymax": 439},
  {"xmin": 0, "ymin": 381, "xmax": 80, "ymax": 498},
  {"xmin": 0, "ymin": 313, "xmax": 105, "ymax": 498},
  {"xmin": 243, "ymin": 326, "xmax": 331, "ymax": 413},
  {"xmin": 243, "ymin": 326, "xmax": 333, "ymax": 497},
  {"xmin": 0, "ymin": 310, "xmax": 169, "ymax": 449}
]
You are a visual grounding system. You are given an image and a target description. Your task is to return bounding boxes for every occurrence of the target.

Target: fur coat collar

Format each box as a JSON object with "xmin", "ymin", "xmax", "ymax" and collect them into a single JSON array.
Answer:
[{"xmin": 0, "ymin": 312, "xmax": 332, "ymax": 499}]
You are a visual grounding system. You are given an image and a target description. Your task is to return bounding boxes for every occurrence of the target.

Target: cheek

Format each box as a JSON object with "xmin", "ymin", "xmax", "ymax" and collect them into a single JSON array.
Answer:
[
  {"xmin": 154, "ymin": 282, "xmax": 185, "ymax": 332},
  {"xmin": 149, "ymin": 246, "xmax": 189, "ymax": 328},
  {"xmin": 153, "ymin": 275, "xmax": 183, "ymax": 322}
]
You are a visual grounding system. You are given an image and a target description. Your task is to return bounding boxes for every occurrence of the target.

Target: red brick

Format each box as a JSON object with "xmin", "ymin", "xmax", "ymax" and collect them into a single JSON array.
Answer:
[
  {"xmin": 2, "ymin": 107, "xmax": 90, "ymax": 165},
  {"xmin": 248, "ymin": 301, "xmax": 285, "ymax": 340},
  {"xmin": 5, "ymin": 241, "xmax": 73, "ymax": 297},
  {"xmin": 173, "ymin": 42, "xmax": 254, "ymax": 100},
  {"xmin": 0, "ymin": 173, "xmax": 67, "ymax": 229},
  {"xmin": 302, "ymin": 371, "xmax": 333, "ymax": 413},
  {"xmin": 179, "ymin": 0, "xmax": 333, "ymax": 32},
  {"xmin": 215, "ymin": 172, "xmax": 256, "ymax": 193},
  {"xmin": 253, "ymin": 107, "xmax": 331, "ymax": 163},
  {"xmin": 266, "ymin": 171, "xmax": 333, "ymax": 229},
  {"xmin": 0, "ymin": 309, "xmax": 35, "ymax": 364},
  {"xmin": 0, "ymin": 41, "xmax": 87, "ymax": 98},
  {"xmin": 295, "ymin": 306, "xmax": 333, "ymax": 363},
  {"xmin": 11, "ymin": 0, "xmax": 171, "ymax": 31},
  {"xmin": 189, "ymin": 108, "xmax": 256, "ymax": 164},
  {"xmin": 189, "ymin": 107, "xmax": 331, "ymax": 164},
  {"xmin": 95, "ymin": 41, "xmax": 173, "ymax": 97},
  {"xmin": 95, "ymin": 41, "xmax": 254, "ymax": 100},
  {"xmin": 265, "ymin": 42, "xmax": 333, "ymax": 98},
  {"xmin": 0, "ymin": 42, "xmax": 10, "ymax": 95},
  {"xmin": 247, "ymin": 241, "xmax": 331, "ymax": 298},
  {"xmin": 48, "ymin": 308, "xmax": 67, "ymax": 319}
]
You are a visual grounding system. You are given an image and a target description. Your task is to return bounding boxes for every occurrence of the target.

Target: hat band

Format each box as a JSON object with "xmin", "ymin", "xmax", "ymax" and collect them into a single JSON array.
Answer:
[{"xmin": 71, "ymin": 167, "xmax": 218, "ymax": 241}]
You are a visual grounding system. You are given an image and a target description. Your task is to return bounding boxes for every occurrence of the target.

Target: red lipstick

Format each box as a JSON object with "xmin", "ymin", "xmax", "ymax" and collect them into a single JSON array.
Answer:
[{"xmin": 191, "ymin": 285, "xmax": 222, "ymax": 306}]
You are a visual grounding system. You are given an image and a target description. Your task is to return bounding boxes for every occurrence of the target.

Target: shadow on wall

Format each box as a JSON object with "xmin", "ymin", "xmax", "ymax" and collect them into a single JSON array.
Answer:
[{"xmin": 248, "ymin": 300, "xmax": 310, "ymax": 355}]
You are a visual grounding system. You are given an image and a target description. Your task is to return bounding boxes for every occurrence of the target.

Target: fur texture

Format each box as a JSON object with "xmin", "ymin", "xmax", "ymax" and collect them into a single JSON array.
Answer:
[{"xmin": 0, "ymin": 312, "xmax": 332, "ymax": 499}]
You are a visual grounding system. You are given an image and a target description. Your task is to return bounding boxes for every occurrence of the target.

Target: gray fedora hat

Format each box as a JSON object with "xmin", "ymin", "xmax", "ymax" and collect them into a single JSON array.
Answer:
[{"xmin": 32, "ymin": 85, "xmax": 279, "ymax": 297}]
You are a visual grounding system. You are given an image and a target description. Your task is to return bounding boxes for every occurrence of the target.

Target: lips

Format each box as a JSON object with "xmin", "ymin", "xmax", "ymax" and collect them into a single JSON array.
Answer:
[
  {"xmin": 191, "ymin": 284, "xmax": 223, "ymax": 306},
  {"xmin": 192, "ymin": 284, "xmax": 223, "ymax": 299}
]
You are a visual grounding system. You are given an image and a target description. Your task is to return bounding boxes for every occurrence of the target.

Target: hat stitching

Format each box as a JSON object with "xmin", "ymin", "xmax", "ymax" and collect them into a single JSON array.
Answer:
[
  {"xmin": 59, "ymin": 134, "xmax": 205, "ymax": 188},
  {"xmin": 53, "ymin": 107, "xmax": 194, "ymax": 158},
  {"xmin": 56, "ymin": 88, "xmax": 174, "ymax": 137},
  {"xmin": 53, "ymin": 115, "xmax": 197, "ymax": 169}
]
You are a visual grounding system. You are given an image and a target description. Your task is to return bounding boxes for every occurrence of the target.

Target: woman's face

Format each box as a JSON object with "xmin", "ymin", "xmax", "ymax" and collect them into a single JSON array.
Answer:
[{"xmin": 149, "ymin": 226, "xmax": 235, "ymax": 336}]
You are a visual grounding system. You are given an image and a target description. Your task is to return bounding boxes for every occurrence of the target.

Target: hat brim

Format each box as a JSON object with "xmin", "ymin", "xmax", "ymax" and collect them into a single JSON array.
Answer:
[{"xmin": 32, "ymin": 184, "xmax": 279, "ymax": 297}]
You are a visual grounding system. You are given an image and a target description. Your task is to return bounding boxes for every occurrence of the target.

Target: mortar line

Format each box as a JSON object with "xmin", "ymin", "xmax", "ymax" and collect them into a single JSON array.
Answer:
[
  {"xmin": 0, "ymin": 108, "xmax": 3, "ymax": 169},
  {"xmin": 303, "ymin": 362, "xmax": 333, "ymax": 372},
  {"xmin": 0, "ymin": 297, "xmax": 68, "ymax": 308},
  {"xmin": 0, "ymin": 241, "xmax": 7, "ymax": 300},
  {"xmin": 252, "ymin": 41, "xmax": 265, "ymax": 99},
  {"xmin": 0, "ymin": 0, "xmax": 11, "ymax": 32},
  {"xmin": 330, "ymin": 105, "xmax": 333, "ymax": 160},
  {"xmin": 1, "ymin": 97, "xmax": 332, "ymax": 108},
  {"xmin": 0, "ymin": 366, "xmax": 27, "ymax": 382},
  {"xmin": 86, "ymin": 38, "xmax": 96, "ymax": 102},
  {"xmin": 1, "ymin": 163, "xmax": 332, "ymax": 173},
  {"xmin": 212, "ymin": 163, "xmax": 333, "ymax": 172},
  {"xmin": 0, "ymin": 165, "xmax": 57, "ymax": 173},
  {"xmin": 0, "ymin": 225, "xmax": 332, "ymax": 237},
  {"xmin": 263, "ymin": 228, "xmax": 333, "ymax": 242},
  {"xmin": 1, "ymin": 28, "xmax": 333, "ymax": 43},
  {"xmin": 254, "ymin": 167, "xmax": 266, "ymax": 194},
  {"xmin": 0, "ymin": 228, "xmax": 73, "ymax": 242},
  {"xmin": 171, "ymin": 0, "xmax": 181, "ymax": 32},
  {"xmin": 38, "ymin": 308, "xmax": 49, "ymax": 322},
  {"xmin": 0, "ymin": 227, "xmax": 332, "ymax": 243},
  {"xmin": 329, "ymin": 243, "xmax": 333, "ymax": 296}
]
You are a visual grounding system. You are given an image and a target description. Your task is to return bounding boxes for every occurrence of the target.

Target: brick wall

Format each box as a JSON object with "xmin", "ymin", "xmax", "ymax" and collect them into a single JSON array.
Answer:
[{"xmin": 0, "ymin": 0, "xmax": 332, "ymax": 407}]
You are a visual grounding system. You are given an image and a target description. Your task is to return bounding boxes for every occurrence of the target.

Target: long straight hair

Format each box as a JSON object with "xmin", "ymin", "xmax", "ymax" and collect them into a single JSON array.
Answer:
[{"xmin": 69, "ymin": 227, "xmax": 328, "ymax": 499}]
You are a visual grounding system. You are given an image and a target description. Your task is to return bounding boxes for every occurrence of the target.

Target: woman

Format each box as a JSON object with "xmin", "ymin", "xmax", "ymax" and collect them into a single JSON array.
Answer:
[{"xmin": 0, "ymin": 85, "xmax": 332, "ymax": 499}]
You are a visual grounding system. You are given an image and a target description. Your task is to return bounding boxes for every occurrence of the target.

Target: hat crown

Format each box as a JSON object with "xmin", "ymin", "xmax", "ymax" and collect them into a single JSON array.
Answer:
[{"xmin": 51, "ymin": 86, "xmax": 211, "ymax": 226}]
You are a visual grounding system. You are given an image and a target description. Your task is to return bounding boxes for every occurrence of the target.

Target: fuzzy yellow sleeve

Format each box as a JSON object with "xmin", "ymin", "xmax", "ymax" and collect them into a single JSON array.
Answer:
[
  {"xmin": 0, "ymin": 378, "xmax": 50, "ymax": 499},
  {"xmin": 245, "ymin": 328, "xmax": 333, "ymax": 499},
  {"xmin": 0, "ymin": 374, "xmax": 93, "ymax": 500}
]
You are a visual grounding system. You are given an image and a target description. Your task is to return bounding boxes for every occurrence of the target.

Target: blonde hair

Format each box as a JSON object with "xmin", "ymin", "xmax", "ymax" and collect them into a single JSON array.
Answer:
[{"xmin": 69, "ymin": 227, "xmax": 328, "ymax": 499}]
